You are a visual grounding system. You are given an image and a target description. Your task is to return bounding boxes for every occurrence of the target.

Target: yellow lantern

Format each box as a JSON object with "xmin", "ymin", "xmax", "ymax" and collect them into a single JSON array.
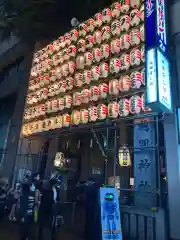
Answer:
[{"xmin": 118, "ymin": 146, "xmax": 131, "ymax": 167}]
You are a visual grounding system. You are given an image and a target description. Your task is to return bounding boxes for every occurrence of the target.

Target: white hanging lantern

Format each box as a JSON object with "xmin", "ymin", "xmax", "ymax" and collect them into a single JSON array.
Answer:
[
  {"xmin": 99, "ymin": 83, "xmax": 109, "ymax": 99},
  {"xmin": 101, "ymin": 26, "xmax": 111, "ymax": 42},
  {"xmin": 77, "ymin": 39, "xmax": 86, "ymax": 53},
  {"xmin": 130, "ymin": 9, "xmax": 141, "ymax": 27},
  {"xmin": 84, "ymin": 51, "xmax": 93, "ymax": 66},
  {"xmin": 68, "ymin": 45, "xmax": 77, "ymax": 57},
  {"xmin": 130, "ymin": 28, "xmax": 141, "ymax": 47},
  {"xmin": 74, "ymin": 72, "xmax": 83, "ymax": 87},
  {"xmin": 119, "ymin": 75, "xmax": 131, "ymax": 92},
  {"xmin": 93, "ymin": 48, "xmax": 101, "ymax": 63},
  {"xmin": 102, "ymin": 8, "xmax": 112, "ymax": 24},
  {"xmin": 100, "ymin": 62, "xmax": 109, "ymax": 78},
  {"xmin": 110, "ymin": 58, "xmax": 121, "ymax": 74},
  {"xmin": 81, "ymin": 89, "xmax": 90, "ymax": 104},
  {"xmin": 120, "ymin": 0, "xmax": 130, "ymax": 13},
  {"xmin": 88, "ymin": 106, "xmax": 98, "ymax": 122},
  {"xmin": 86, "ymin": 18, "xmax": 95, "ymax": 33},
  {"xmin": 71, "ymin": 110, "xmax": 81, "ymax": 125},
  {"xmin": 94, "ymin": 13, "xmax": 103, "ymax": 27},
  {"xmin": 101, "ymin": 44, "xmax": 110, "ymax": 59},
  {"xmin": 120, "ymin": 54, "xmax": 130, "ymax": 71},
  {"xmin": 97, "ymin": 104, "xmax": 108, "ymax": 120},
  {"xmin": 130, "ymin": 71, "xmax": 142, "ymax": 89},
  {"xmin": 109, "ymin": 79, "xmax": 119, "ymax": 96},
  {"xmin": 119, "ymin": 98, "xmax": 130, "ymax": 117},
  {"xmin": 80, "ymin": 109, "xmax": 89, "ymax": 124},
  {"xmin": 118, "ymin": 146, "xmax": 131, "ymax": 167},
  {"xmin": 120, "ymin": 34, "xmax": 131, "ymax": 50},
  {"xmin": 76, "ymin": 55, "xmax": 85, "ymax": 70},
  {"xmin": 111, "ymin": 20, "xmax": 121, "ymax": 36},
  {"xmin": 90, "ymin": 86, "xmax": 100, "ymax": 102},
  {"xmin": 129, "ymin": 95, "xmax": 142, "ymax": 114},
  {"xmin": 120, "ymin": 15, "xmax": 130, "ymax": 32},
  {"xmin": 62, "ymin": 114, "xmax": 71, "ymax": 127},
  {"xmin": 85, "ymin": 35, "xmax": 95, "ymax": 49},
  {"xmin": 111, "ymin": 39, "xmax": 121, "ymax": 55},
  {"xmin": 111, "ymin": 2, "xmax": 121, "ymax": 18},
  {"xmin": 83, "ymin": 70, "xmax": 91, "ymax": 85},
  {"xmin": 91, "ymin": 66, "xmax": 100, "ymax": 81},
  {"xmin": 108, "ymin": 102, "xmax": 119, "ymax": 118},
  {"xmin": 94, "ymin": 30, "xmax": 102, "ymax": 44},
  {"xmin": 73, "ymin": 92, "xmax": 82, "ymax": 106},
  {"xmin": 130, "ymin": 48, "xmax": 141, "ymax": 66},
  {"xmin": 64, "ymin": 95, "xmax": 73, "ymax": 109},
  {"xmin": 79, "ymin": 23, "xmax": 87, "ymax": 37}
]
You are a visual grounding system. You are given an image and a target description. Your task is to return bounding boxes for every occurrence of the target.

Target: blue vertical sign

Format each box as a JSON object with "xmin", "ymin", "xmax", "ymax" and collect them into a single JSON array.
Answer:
[
  {"xmin": 145, "ymin": 0, "xmax": 172, "ymax": 112},
  {"xmin": 99, "ymin": 188, "xmax": 122, "ymax": 240}
]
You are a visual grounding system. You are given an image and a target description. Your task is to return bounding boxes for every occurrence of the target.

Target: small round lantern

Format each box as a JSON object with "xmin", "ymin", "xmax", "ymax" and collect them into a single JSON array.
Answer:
[
  {"xmin": 100, "ymin": 62, "xmax": 109, "ymax": 78},
  {"xmin": 53, "ymin": 39, "xmax": 61, "ymax": 52},
  {"xmin": 111, "ymin": 20, "xmax": 121, "ymax": 36},
  {"xmin": 86, "ymin": 18, "xmax": 95, "ymax": 33},
  {"xmin": 130, "ymin": 71, "xmax": 142, "ymax": 89},
  {"xmin": 119, "ymin": 75, "xmax": 131, "ymax": 92},
  {"xmin": 62, "ymin": 114, "xmax": 71, "ymax": 127},
  {"xmin": 91, "ymin": 66, "xmax": 100, "ymax": 81},
  {"xmin": 108, "ymin": 102, "xmax": 119, "ymax": 118},
  {"xmin": 99, "ymin": 83, "xmax": 109, "ymax": 99},
  {"xmin": 109, "ymin": 79, "xmax": 120, "ymax": 96},
  {"xmin": 120, "ymin": 34, "xmax": 131, "ymax": 50},
  {"xmin": 119, "ymin": 98, "xmax": 130, "ymax": 117},
  {"xmin": 90, "ymin": 86, "xmax": 100, "ymax": 101},
  {"xmin": 81, "ymin": 89, "xmax": 90, "ymax": 104},
  {"xmin": 76, "ymin": 55, "xmax": 85, "ymax": 70},
  {"xmin": 55, "ymin": 66, "xmax": 62, "ymax": 79},
  {"xmin": 49, "ymin": 70, "xmax": 57, "ymax": 82},
  {"xmin": 83, "ymin": 70, "xmax": 91, "ymax": 85},
  {"xmin": 58, "ymin": 97, "xmax": 65, "ymax": 111},
  {"xmin": 111, "ymin": 39, "xmax": 121, "ymax": 55},
  {"xmin": 130, "ymin": 9, "xmax": 141, "ymax": 27},
  {"xmin": 130, "ymin": 48, "xmax": 141, "ymax": 66},
  {"xmin": 102, "ymin": 8, "xmax": 112, "ymax": 24},
  {"xmin": 73, "ymin": 92, "xmax": 82, "ymax": 106},
  {"xmin": 77, "ymin": 39, "xmax": 86, "ymax": 53},
  {"xmin": 68, "ymin": 45, "xmax": 77, "ymax": 57},
  {"xmin": 110, "ymin": 58, "xmax": 121, "ymax": 74},
  {"xmin": 61, "ymin": 63, "xmax": 69, "ymax": 76},
  {"xmin": 140, "ymin": 4, "xmax": 144, "ymax": 22},
  {"xmin": 93, "ymin": 48, "xmax": 101, "ymax": 63},
  {"xmin": 55, "ymin": 116, "xmax": 63, "ymax": 129},
  {"xmin": 120, "ymin": 0, "xmax": 130, "ymax": 13},
  {"xmin": 74, "ymin": 72, "xmax": 83, "ymax": 87},
  {"xmin": 46, "ymin": 100, "xmax": 53, "ymax": 113},
  {"xmin": 94, "ymin": 30, "xmax": 102, "ymax": 45},
  {"xmin": 129, "ymin": 95, "xmax": 142, "ymax": 114},
  {"xmin": 71, "ymin": 110, "xmax": 81, "ymax": 125},
  {"xmin": 86, "ymin": 35, "xmax": 95, "ymax": 49},
  {"xmin": 120, "ymin": 15, "xmax": 130, "ymax": 32},
  {"xmin": 94, "ymin": 13, "xmax": 103, "ymax": 27},
  {"xmin": 130, "ymin": 28, "xmax": 141, "ymax": 47},
  {"xmin": 59, "ymin": 36, "xmax": 65, "ymax": 48},
  {"xmin": 101, "ymin": 44, "xmax": 110, "ymax": 59},
  {"xmin": 52, "ymin": 99, "xmax": 58, "ymax": 112},
  {"xmin": 70, "ymin": 29, "xmax": 79, "ymax": 42},
  {"xmin": 120, "ymin": 54, "xmax": 130, "ymax": 71},
  {"xmin": 111, "ymin": 2, "xmax": 121, "ymax": 18},
  {"xmin": 79, "ymin": 23, "xmax": 87, "ymax": 37},
  {"xmin": 68, "ymin": 61, "xmax": 76, "ymax": 75},
  {"xmin": 63, "ymin": 48, "xmax": 69, "ymax": 61},
  {"xmin": 80, "ymin": 109, "xmax": 89, "ymax": 124},
  {"xmin": 84, "ymin": 51, "xmax": 93, "ymax": 66},
  {"xmin": 130, "ymin": 0, "xmax": 141, "ymax": 9},
  {"xmin": 88, "ymin": 106, "xmax": 98, "ymax": 122},
  {"xmin": 97, "ymin": 104, "xmax": 108, "ymax": 120},
  {"xmin": 101, "ymin": 26, "xmax": 111, "ymax": 42},
  {"xmin": 66, "ymin": 77, "xmax": 74, "ymax": 90}
]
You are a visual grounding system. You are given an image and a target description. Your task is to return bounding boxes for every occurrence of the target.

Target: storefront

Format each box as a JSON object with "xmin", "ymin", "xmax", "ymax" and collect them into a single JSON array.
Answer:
[{"xmin": 17, "ymin": 0, "xmax": 171, "ymax": 239}]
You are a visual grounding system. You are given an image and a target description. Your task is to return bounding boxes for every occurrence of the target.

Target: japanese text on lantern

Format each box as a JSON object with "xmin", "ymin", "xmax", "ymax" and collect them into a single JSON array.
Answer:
[
  {"xmin": 146, "ymin": 0, "xmax": 154, "ymax": 17},
  {"xmin": 156, "ymin": 0, "xmax": 167, "ymax": 52}
]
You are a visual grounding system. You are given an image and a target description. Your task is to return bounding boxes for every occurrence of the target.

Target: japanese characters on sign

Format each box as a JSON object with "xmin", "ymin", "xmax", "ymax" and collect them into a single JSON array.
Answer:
[
  {"xmin": 157, "ymin": 49, "xmax": 171, "ymax": 111},
  {"xmin": 146, "ymin": 49, "xmax": 157, "ymax": 104},
  {"xmin": 156, "ymin": 0, "xmax": 167, "ymax": 53}
]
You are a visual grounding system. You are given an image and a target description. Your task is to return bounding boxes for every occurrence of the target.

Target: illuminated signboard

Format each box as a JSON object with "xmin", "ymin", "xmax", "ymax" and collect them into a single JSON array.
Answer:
[
  {"xmin": 146, "ymin": 48, "xmax": 172, "ymax": 112},
  {"xmin": 156, "ymin": 0, "xmax": 167, "ymax": 53},
  {"xmin": 99, "ymin": 188, "xmax": 122, "ymax": 240}
]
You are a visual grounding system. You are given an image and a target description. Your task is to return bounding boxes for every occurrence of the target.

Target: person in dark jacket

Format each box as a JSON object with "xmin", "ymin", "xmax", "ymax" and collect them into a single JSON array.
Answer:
[{"xmin": 19, "ymin": 179, "xmax": 35, "ymax": 240}]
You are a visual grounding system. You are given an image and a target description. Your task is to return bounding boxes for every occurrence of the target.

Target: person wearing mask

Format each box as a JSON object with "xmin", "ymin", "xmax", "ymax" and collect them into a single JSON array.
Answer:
[
  {"xmin": 19, "ymin": 176, "xmax": 35, "ymax": 240},
  {"xmin": 37, "ymin": 174, "xmax": 58, "ymax": 240}
]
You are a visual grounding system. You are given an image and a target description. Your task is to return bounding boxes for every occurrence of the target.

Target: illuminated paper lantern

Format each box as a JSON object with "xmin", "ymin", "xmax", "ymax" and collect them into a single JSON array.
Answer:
[
  {"xmin": 55, "ymin": 66, "xmax": 62, "ymax": 79},
  {"xmin": 83, "ymin": 70, "xmax": 91, "ymax": 85},
  {"xmin": 90, "ymin": 86, "xmax": 100, "ymax": 101},
  {"xmin": 94, "ymin": 30, "xmax": 102, "ymax": 44},
  {"xmin": 79, "ymin": 23, "xmax": 87, "ymax": 37},
  {"xmin": 70, "ymin": 29, "xmax": 79, "ymax": 42},
  {"xmin": 52, "ymin": 99, "xmax": 58, "ymax": 112},
  {"xmin": 130, "ymin": 28, "xmax": 141, "ymax": 46},
  {"xmin": 100, "ymin": 62, "xmax": 109, "ymax": 78},
  {"xmin": 109, "ymin": 79, "xmax": 120, "ymax": 96},
  {"xmin": 91, "ymin": 66, "xmax": 100, "ymax": 81},
  {"xmin": 120, "ymin": 0, "xmax": 130, "ymax": 13},
  {"xmin": 46, "ymin": 100, "xmax": 53, "ymax": 113},
  {"xmin": 76, "ymin": 55, "xmax": 85, "ymax": 69},
  {"xmin": 68, "ymin": 61, "xmax": 76, "ymax": 75},
  {"xmin": 119, "ymin": 98, "xmax": 130, "ymax": 116},
  {"xmin": 130, "ymin": 9, "xmax": 141, "ymax": 27},
  {"xmin": 130, "ymin": 71, "xmax": 142, "ymax": 89},
  {"xmin": 62, "ymin": 114, "xmax": 71, "ymax": 127},
  {"xmin": 129, "ymin": 95, "xmax": 142, "ymax": 114},
  {"xmin": 63, "ymin": 48, "xmax": 69, "ymax": 61},
  {"xmin": 58, "ymin": 97, "xmax": 65, "ymax": 111},
  {"xmin": 80, "ymin": 109, "xmax": 89, "ymax": 124},
  {"xmin": 74, "ymin": 72, "xmax": 83, "ymax": 87},
  {"xmin": 130, "ymin": 0, "xmax": 141, "ymax": 9},
  {"xmin": 84, "ymin": 51, "xmax": 93, "ymax": 66},
  {"xmin": 140, "ymin": 4, "xmax": 144, "ymax": 22},
  {"xmin": 61, "ymin": 63, "xmax": 69, "ymax": 77},
  {"xmin": 93, "ymin": 48, "xmax": 101, "ymax": 63},
  {"xmin": 68, "ymin": 45, "xmax": 77, "ymax": 57},
  {"xmin": 81, "ymin": 89, "xmax": 90, "ymax": 103},
  {"xmin": 88, "ymin": 106, "xmax": 98, "ymax": 122},
  {"xmin": 120, "ymin": 34, "xmax": 131, "ymax": 50},
  {"xmin": 99, "ymin": 83, "xmax": 109, "ymax": 99},
  {"xmin": 73, "ymin": 92, "xmax": 82, "ymax": 106},
  {"xmin": 77, "ymin": 39, "xmax": 86, "ymax": 53},
  {"xmin": 57, "ymin": 51, "xmax": 64, "ymax": 64},
  {"xmin": 64, "ymin": 32, "xmax": 71, "ymax": 46},
  {"xmin": 97, "ymin": 104, "xmax": 108, "ymax": 120},
  {"xmin": 86, "ymin": 35, "xmax": 95, "ymax": 49},
  {"xmin": 130, "ymin": 48, "xmax": 141, "ymax": 66},
  {"xmin": 111, "ymin": 39, "xmax": 121, "ymax": 55},
  {"xmin": 101, "ymin": 44, "xmax": 110, "ymax": 59},
  {"xmin": 111, "ymin": 20, "xmax": 121, "ymax": 36},
  {"xmin": 71, "ymin": 110, "xmax": 81, "ymax": 125},
  {"xmin": 64, "ymin": 95, "xmax": 73, "ymax": 108},
  {"xmin": 111, "ymin": 2, "xmax": 121, "ymax": 18},
  {"xmin": 86, "ymin": 18, "xmax": 95, "ymax": 32},
  {"xmin": 94, "ymin": 13, "xmax": 103, "ymax": 27},
  {"xmin": 119, "ymin": 75, "xmax": 131, "ymax": 92},
  {"xmin": 54, "ymin": 116, "xmax": 63, "ymax": 129},
  {"xmin": 120, "ymin": 54, "xmax": 130, "ymax": 71},
  {"xmin": 59, "ymin": 36, "xmax": 65, "ymax": 49},
  {"xmin": 101, "ymin": 26, "xmax": 111, "ymax": 41},
  {"xmin": 53, "ymin": 39, "xmax": 61, "ymax": 52},
  {"xmin": 66, "ymin": 77, "xmax": 74, "ymax": 90},
  {"xmin": 102, "ymin": 8, "xmax": 112, "ymax": 24},
  {"xmin": 49, "ymin": 69, "xmax": 57, "ymax": 82},
  {"xmin": 108, "ymin": 102, "xmax": 119, "ymax": 118},
  {"xmin": 120, "ymin": 15, "xmax": 130, "ymax": 32},
  {"xmin": 110, "ymin": 58, "xmax": 121, "ymax": 74},
  {"xmin": 140, "ymin": 24, "xmax": 145, "ymax": 42},
  {"xmin": 118, "ymin": 146, "xmax": 131, "ymax": 167},
  {"xmin": 48, "ymin": 84, "xmax": 56, "ymax": 97}
]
